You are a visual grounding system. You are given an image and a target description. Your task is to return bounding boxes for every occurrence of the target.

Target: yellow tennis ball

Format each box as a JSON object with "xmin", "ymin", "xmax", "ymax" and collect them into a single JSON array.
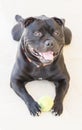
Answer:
[{"xmin": 38, "ymin": 96, "xmax": 54, "ymax": 112}]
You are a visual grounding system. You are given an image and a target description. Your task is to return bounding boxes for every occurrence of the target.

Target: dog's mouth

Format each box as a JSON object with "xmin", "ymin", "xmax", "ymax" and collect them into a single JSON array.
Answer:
[
  {"xmin": 34, "ymin": 50, "xmax": 59, "ymax": 62},
  {"xmin": 22, "ymin": 43, "xmax": 63, "ymax": 65},
  {"xmin": 26, "ymin": 44, "xmax": 60, "ymax": 64}
]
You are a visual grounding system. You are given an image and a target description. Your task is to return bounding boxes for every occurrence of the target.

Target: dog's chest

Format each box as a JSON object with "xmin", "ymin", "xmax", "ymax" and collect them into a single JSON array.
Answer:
[{"xmin": 30, "ymin": 66, "xmax": 51, "ymax": 80}]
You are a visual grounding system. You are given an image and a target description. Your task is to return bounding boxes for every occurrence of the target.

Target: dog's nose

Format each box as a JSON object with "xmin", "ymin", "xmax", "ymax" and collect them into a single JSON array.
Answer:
[{"xmin": 45, "ymin": 40, "xmax": 54, "ymax": 48}]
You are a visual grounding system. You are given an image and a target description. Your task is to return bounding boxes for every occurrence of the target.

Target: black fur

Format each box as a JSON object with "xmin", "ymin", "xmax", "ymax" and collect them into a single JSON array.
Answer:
[{"xmin": 10, "ymin": 15, "xmax": 72, "ymax": 116}]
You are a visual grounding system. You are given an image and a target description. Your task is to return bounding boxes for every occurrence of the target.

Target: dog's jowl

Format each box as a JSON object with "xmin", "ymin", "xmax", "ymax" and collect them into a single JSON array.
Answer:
[{"xmin": 10, "ymin": 15, "xmax": 72, "ymax": 116}]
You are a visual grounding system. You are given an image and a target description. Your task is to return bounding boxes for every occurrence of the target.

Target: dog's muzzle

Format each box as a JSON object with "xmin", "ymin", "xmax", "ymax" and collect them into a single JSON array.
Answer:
[{"xmin": 22, "ymin": 43, "xmax": 64, "ymax": 65}]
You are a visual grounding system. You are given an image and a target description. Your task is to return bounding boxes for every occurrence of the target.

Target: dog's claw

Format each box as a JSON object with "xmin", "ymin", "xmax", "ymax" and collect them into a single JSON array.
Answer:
[
  {"xmin": 52, "ymin": 102, "xmax": 63, "ymax": 116},
  {"xmin": 27, "ymin": 100, "xmax": 41, "ymax": 116}
]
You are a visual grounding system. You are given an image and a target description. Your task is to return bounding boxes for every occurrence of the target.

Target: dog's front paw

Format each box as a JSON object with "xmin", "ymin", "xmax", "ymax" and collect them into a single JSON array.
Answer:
[
  {"xmin": 26, "ymin": 98, "xmax": 41, "ymax": 116},
  {"xmin": 52, "ymin": 101, "xmax": 63, "ymax": 116}
]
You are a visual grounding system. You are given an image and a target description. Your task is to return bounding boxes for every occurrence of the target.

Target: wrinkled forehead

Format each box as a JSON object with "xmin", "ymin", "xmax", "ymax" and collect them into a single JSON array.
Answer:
[{"xmin": 27, "ymin": 18, "xmax": 56, "ymax": 31}]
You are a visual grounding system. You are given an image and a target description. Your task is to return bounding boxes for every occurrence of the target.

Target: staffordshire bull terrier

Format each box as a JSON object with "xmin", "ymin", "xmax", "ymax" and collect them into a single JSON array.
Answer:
[{"xmin": 10, "ymin": 15, "xmax": 72, "ymax": 116}]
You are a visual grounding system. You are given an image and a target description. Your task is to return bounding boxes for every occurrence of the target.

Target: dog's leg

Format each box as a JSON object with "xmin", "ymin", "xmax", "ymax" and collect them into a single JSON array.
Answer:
[
  {"xmin": 52, "ymin": 79, "xmax": 69, "ymax": 116},
  {"xmin": 10, "ymin": 80, "xmax": 41, "ymax": 116}
]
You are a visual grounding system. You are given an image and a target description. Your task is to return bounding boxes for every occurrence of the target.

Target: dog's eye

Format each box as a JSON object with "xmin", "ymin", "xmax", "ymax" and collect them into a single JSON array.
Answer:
[
  {"xmin": 53, "ymin": 30, "xmax": 60, "ymax": 36},
  {"xmin": 33, "ymin": 31, "xmax": 42, "ymax": 37}
]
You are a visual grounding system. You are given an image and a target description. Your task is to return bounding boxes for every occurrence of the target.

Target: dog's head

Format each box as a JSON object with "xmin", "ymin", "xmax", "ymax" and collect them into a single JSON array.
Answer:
[{"xmin": 12, "ymin": 15, "xmax": 65, "ymax": 65}]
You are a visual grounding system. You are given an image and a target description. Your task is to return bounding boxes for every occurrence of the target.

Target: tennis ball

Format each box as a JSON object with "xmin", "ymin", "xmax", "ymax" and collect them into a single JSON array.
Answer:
[{"xmin": 38, "ymin": 96, "xmax": 54, "ymax": 112}]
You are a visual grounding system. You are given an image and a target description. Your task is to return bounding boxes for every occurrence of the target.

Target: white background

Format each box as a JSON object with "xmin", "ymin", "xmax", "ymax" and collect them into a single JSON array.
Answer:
[{"xmin": 0, "ymin": 0, "xmax": 82, "ymax": 130}]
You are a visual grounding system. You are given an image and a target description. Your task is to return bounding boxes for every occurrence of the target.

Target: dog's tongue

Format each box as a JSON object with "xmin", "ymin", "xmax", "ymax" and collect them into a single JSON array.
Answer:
[{"xmin": 40, "ymin": 51, "xmax": 54, "ymax": 61}]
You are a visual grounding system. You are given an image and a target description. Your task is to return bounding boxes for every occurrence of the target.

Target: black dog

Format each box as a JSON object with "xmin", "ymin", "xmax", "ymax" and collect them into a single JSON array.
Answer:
[{"xmin": 10, "ymin": 15, "xmax": 72, "ymax": 116}]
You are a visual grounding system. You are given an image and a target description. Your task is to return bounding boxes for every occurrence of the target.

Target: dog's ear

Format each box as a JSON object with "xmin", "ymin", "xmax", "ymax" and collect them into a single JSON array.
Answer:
[
  {"xmin": 11, "ymin": 15, "xmax": 24, "ymax": 41},
  {"xmin": 15, "ymin": 15, "xmax": 35, "ymax": 27},
  {"xmin": 11, "ymin": 15, "xmax": 35, "ymax": 41},
  {"xmin": 15, "ymin": 15, "xmax": 24, "ymax": 23},
  {"xmin": 52, "ymin": 17, "xmax": 65, "ymax": 26},
  {"xmin": 11, "ymin": 23, "xmax": 24, "ymax": 41},
  {"xmin": 23, "ymin": 17, "xmax": 36, "ymax": 27}
]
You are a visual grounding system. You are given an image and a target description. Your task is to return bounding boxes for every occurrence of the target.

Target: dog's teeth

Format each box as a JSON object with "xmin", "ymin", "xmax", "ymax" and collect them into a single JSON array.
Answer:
[{"xmin": 39, "ymin": 53, "xmax": 41, "ymax": 55}]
